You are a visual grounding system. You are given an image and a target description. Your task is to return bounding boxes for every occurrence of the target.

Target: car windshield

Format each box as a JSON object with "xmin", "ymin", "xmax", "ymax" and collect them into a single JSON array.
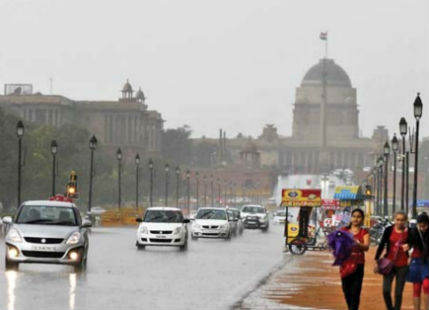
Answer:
[
  {"xmin": 196, "ymin": 209, "xmax": 227, "ymax": 220},
  {"xmin": 16, "ymin": 205, "xmax": 78, "ymax": 226},
  {"xmin": 242, "ymin": 206, "xmax": 265, "ymax": 214},
  {"xmin": 144, "ymin": 210, "xmax": 184, "ymax": 223}
]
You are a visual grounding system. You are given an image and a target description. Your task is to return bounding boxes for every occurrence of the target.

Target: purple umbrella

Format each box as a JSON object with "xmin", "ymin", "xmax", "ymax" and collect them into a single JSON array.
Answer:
[{"xmin": 327, "ymin": 230, "xmax": 355, "ymax": 266}]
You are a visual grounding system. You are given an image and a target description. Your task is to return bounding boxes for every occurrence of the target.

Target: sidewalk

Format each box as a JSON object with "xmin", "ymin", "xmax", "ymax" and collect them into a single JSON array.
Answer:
[{"xmin": 239, "ymin": 247, "xmax": 415, "ymax": 310}]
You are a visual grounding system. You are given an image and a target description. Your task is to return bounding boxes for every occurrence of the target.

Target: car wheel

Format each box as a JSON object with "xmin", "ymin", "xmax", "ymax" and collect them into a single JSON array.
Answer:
[
  {"xmin": 5, "ymin": 257, "xmax": 19, "ymax": 271},
  {"xmin": 73, "ymin": 258, "xmax": 86, "ymax": 273},
  {"xmin": 262, "ymin": 225, "xmax": 269, "ymax": 232},
  {"xmin": 136, "ymin": 241, "xmax": 146, "ymax": 250},
  {"xmin": 224, "ymin": 232, "xmax": 231, "ymax": 240}
]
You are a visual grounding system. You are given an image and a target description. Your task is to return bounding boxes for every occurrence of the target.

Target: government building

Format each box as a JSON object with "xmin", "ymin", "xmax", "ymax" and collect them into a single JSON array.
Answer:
[
  {"xmin": 0, "ymin": 80, "xmax": 163, "ymax": 157},
  {"xmin": 194, "ymin": 58, "xmax": 389, "ymax": 175}
]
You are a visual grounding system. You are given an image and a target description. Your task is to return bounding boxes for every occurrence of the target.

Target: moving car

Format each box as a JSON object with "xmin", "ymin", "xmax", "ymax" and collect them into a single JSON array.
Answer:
[
  {"xmin": 241, "ymin": 205, "xmax": 269, "ymax": 231},
  {"xmin": 136, "ymin": 207, "xmax": 189, "ymax": 250},
  {"xmin": 227, "ymin": 208, "xmax": 244, "ymax": 235},
  {"xmin": 273, "ymin": 209, "xmax": 286, "ymax": 224},
  {"xmin": 191, "ymin": 208, "xmax": 232, "ymax": 240},
  {"xmin": 3, "ymin": 200, "xmax": 91, "ymax": 272},
  {"xmin": 226, "ymin": 209, "xmax": 238, "ymax": 236}
]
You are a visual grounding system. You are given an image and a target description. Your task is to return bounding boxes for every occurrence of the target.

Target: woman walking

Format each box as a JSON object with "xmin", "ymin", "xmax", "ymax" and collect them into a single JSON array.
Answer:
[
  {"xmin": 340, "ymin": 208, "xmax": 370, "ymax": 310},
  {"xmin": 406, "ymin": 212, "xmax": 429, "ymax": 310},
  {"xmin": 374, "ymin": 211, "xmax": 409, "ymax": 310}
]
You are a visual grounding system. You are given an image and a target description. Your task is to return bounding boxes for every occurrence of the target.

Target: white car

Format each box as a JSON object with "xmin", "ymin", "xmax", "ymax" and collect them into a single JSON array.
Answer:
[
  {"xmin": 241, "ymin": 205, "xmax": 269, "ymax": 231},
  {"xmin": 273, "ymin": 209, "xmax": 287, "ymax": 224},
  {"xmin": 136, "ymin": 207, "xmax": 189, "ymax": 250},
  {"xmin": 191, "ymin": 208, "xmax": 232, "ymax": 240}
]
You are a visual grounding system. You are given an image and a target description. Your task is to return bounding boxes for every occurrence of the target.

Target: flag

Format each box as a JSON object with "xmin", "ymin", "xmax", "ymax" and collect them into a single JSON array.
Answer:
[{"xmin": 320, "ymin": 32, "xmax": 328, "ymax": 41}]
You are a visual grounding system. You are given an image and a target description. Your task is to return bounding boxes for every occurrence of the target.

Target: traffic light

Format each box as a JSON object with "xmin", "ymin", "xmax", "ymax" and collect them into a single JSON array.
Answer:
[
  {"xmin": 364, "ymin": 184, "xmax": 372, "ymax": 198},
  {"xmin": 66, "ymin": 170, "xmax": 79, "ymax": 199}
]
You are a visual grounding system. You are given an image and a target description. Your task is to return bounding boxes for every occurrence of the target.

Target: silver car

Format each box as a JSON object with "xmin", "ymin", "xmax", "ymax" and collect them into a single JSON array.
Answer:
[{"xmin": 3, "ymin": 200, "xmax": 91, "ymax": 272}]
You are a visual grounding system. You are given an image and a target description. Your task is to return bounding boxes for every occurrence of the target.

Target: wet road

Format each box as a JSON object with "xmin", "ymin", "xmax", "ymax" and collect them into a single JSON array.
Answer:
[{"xmin": 0, "ymin": 224, "xmax": 285, "ymax": 310}]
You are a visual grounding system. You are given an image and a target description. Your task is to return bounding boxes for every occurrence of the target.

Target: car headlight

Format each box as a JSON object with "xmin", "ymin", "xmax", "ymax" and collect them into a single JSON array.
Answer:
[
  {"xmin": 66, "ymin": 232, "xmax": 81, "ymax": 245},
  {"xmin": 219, "ymin": 224, "xmax": 228, "ymax": 230},
  {"xmin": 139, "ymin": 226, "xmax": 148, "ymax": 234},
  {"xmin": 174, "ymin": 227, "xmax": 182, "ymax": 234},
  {"xmin": 6, "ymin": 228, "xmax": 23, "ymax": 243}
]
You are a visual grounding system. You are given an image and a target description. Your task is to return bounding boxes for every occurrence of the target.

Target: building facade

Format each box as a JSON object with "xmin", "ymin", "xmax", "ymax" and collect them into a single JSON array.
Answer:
[{"xmin": 0, "ymin": 80, "xmax": 163, "ymax": 156}]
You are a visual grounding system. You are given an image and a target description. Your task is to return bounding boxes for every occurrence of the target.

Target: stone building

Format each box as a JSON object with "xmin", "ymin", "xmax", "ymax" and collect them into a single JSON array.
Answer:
[
  {"xmin": 193, "ymin": 58, "xmax": 389, "ymax": 175},
  {"xmin": 0, "ymin": 80, "xmax": 163, "ymax": 156}
]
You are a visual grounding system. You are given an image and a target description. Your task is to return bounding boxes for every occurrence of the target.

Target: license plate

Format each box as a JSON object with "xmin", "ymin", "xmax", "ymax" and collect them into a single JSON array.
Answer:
[
  {"xmin": 31, "ymin": 245, "xmax": 56, "ymax": 251},
  {"xmin": 156, "ymin": 235, "xmax": 167, "ymax": 239}
]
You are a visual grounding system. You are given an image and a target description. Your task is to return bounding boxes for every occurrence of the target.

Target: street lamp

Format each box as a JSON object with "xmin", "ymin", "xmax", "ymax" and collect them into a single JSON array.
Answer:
[
  {"xmin": 175, "ymin": 166, "xmax": 180, "ymax": 208},
  {"xmin": 50, "ymin": 140, "xmax": 58, "ymax": 196},
  {"xmin": 165, "ymin": 164, "xmax": 170, "ymax": 206},
  {"xmin": 88, "ymin": 135, "xmax": 97, "ymax": 214},
  {"xmin": 216, "ymin": 177, "xmax": 221, "ymax": 207},
  {"xmin": 116, "ymin": 148, "xmax": 122, "ymax": 210},
  {"xmin": 195, "ymin": 172, "xmax": 200, "ymax": 208},
  {"xmin": 399, "ymin": 117, "xmax": 407, "ymax": 210},
  {"xmin": 16, "ymin": 120, "xmax": 24, "ymax": 207},
  {"xmin": 383, "ymin": 141, "xmax": 390, "ymax": 217},
  {"xmin": 186, "ymin": 170, "xmax": 190, "ymax": 213},
  {"xmin": 149, "ymin": 159, "xmax": 154, "ymax": 207},
  {"xmin": 391, "ymin": 134, "xmax": 399, "ymax": 214},
  {"xmin": 210, "ymin": 174, "xmax": 214, "ymax": 207},
  {"xmin": 135, "ymin": 154, "xmax": 140, "ymax": 210},
  {"xmin": 412, "ymin": 93, "xmax": 423, "ymax": 219},
  {"xmin": 203, "ymin": 175, "xmax": 207, "ymax": 207},
  {"xmin": 377, "ymin": 156, "xmax": 384, "ymax": 215}
]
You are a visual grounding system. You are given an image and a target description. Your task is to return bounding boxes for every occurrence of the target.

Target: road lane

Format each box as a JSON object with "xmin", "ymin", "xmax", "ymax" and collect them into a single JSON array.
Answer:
[{"xmin": 0, "ymin": 224, "xmax": 286, "ymax": 310}]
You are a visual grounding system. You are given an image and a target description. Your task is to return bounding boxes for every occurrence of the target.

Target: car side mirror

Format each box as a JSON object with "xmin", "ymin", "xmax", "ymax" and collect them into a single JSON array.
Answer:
[
  {"xmin": 82, "ymin": 219, "xmax": 92, "ymax": 228},
  {"xmin": 136, "ymin": 218, "xmax": 143, "ymax": 223},
  {"xmin": 2, "ymin": 216, "xmax": 12, "ymax": 224},
  {"xmin": 183, "ymin": 219, "xmax": 190, "ymax": 224}
]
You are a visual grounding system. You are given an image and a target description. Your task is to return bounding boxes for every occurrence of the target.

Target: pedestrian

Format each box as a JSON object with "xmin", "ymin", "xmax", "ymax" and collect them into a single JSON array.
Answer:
[
  {"xmin": 374, "ymin": 211, "xmax": 409, "ymax": 310},
  {"xmin": 405, "ymin": 212, "xmax": 429, "ymax": 310},
  {"xmin": 340, "ymin": 208, "xmax": 370, "ymax": 310}
]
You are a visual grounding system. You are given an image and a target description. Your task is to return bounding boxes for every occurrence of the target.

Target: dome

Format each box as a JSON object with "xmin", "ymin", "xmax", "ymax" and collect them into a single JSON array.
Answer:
[
  {"xmin": 122, "ymin": 79, "xmax": 133, "ymax": 93},
  {"xmin": 136, "ymin": 87, "xmax": 145, "ymax": 100},
  {"xmin": 301, "ymin": 59, "xmax": 351, "ymax": 87}
]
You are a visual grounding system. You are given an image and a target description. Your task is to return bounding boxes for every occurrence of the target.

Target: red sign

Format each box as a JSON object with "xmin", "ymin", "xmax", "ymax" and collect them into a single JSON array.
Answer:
[
  {"xmin": 281, "ymin": 189, "xmax": 322, "ymax": 207},
  {"xmin": 49, "ymin": 195, "xmax": 73, "ymax": 203},
  {"xmin": 322, "ymin": 199, "xmax": 340, "ymax": 209}
]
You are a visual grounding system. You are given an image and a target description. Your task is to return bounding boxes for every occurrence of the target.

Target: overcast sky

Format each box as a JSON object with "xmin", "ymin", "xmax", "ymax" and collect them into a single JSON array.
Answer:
[{"xmin": 0, "ymin": 0, "xmax": 428, "ymax": 139}]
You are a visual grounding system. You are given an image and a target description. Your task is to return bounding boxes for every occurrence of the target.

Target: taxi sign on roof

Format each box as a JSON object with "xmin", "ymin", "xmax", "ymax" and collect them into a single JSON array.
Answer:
[{"xmin": 281, "ymin": 189, "xmax": 322, "ymax": 207}]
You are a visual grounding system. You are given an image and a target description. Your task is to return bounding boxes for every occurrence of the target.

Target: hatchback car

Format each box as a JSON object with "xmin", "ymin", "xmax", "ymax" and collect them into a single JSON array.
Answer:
[
  {"xmin": 191, "ymin": 208, "xmax": 232, "ymax": 240},
  {"xmin": 3, "ymin": 200, "xmax": 91, "ymax": 272},
  {"xmin": 136, "ymin": 207, "xmax": 189, "ymax": 250},
  {"xmin": 241, "ymin": 205, "xmax": 269, "ymax": 231}
]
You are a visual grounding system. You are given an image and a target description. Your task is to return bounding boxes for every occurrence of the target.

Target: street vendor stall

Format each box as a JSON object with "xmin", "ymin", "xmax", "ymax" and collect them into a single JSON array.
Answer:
[
  {"xmin": 282, "ymin": 189, "xmax": 325, "ymax": 255},
  {"xmin": 333, "ymin": 185, "xmax": 371, "ymax": 227}
]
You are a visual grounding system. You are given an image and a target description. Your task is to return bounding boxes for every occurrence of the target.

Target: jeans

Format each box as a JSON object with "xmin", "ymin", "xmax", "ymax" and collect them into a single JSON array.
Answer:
[
  {"xmin": 341, "ymin": 264, "xmax": 364, "ymax": 310},
  {"xmin": 383, "ymin": 265, "xmax": 408, "ymax": 310}
]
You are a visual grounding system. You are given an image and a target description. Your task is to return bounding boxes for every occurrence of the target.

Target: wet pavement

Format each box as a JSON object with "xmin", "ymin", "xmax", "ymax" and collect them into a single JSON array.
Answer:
[{"xmin": 0, "ymin": 224, "xmax": 286, "ymax": 310}]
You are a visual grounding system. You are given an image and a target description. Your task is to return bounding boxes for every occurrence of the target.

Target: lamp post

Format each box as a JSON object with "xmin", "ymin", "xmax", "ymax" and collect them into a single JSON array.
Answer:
[
  {"xmin": 203, "ymin": 175, "xmax": 207, "ymax": 207},
  {"xmin": 149, "ymin": 159, "xmax": 154, "ymax": 207},
  {"xmin": 50, "ymin": 140, "xmax": 58, "ymax": 196},
  {"xmin": 88, "ymin": 135, "xmax": 97, "ymax": 213},
  {"xmin": 135, "ymin": 154, "xmax": 140, "ymax": 210},
  {"xmin": 412, "ymin": 93, "xmax": 423, "ymax": 219},
  {"xmin": 383, "ymin": 142, "xmax": 390, "ymax": 217},
  {"xmin": 210, "ymin": 174, "xmax": 214, "ymax": 207},
  {"xmin": 16, "ymin": 120, "xmax": 24, "ymax": 207},
  {"xmin": 195, "ymin": 172, "xmax": 200, "ymax": 208},
  {"xmin": 399, "ymin": 118, "xmax": 407, "ymax": 210},
  {"xmin": 216, "ymin": 177, "xmax": 221, "ymax": 207},
  {"xmin": 186, "ymin": 170, "xmax": 190, "ymax": 213},
  {"xmin": 116, "ymin": 148, "xmax": 122, "ymax": 210},
  {"xmin": 165, "ymin": 164, "xmax": 170, "ymax": 206},
  {"xmin": 377, "ymin": 156, "xmax": 384, "ymax": 215},
  {"xmin": 175, "ymin": 166, "xmax": 180, "ymax": 208},
  {"xmin": 391, "ymin": 134, "xmax": 399, "ymax": 214}
]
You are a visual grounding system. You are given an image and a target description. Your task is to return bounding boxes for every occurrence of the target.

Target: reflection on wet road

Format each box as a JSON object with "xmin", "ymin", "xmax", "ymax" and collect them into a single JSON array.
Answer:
[{"xmin": 0, "ymin": 225, "xmax": 285, "ymax": 309}]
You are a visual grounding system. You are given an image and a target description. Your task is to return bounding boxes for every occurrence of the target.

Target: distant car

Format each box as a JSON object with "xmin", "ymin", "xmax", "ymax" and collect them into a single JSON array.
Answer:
[
  {"xmin": 241, "ymin": 205, "xmax": 269, "ymax": 231},
  {"xmin": 227, "ymin": 208, "xmax": 244, "ymax": 235},
  {"xmin": 273, "ymin": 209, "xmax": 286, "ymax": 224},
  {"xmin": 89, "ymin": 206, "xmax": 106, "ymax": 216},
  {"xmin": 3, "ymin": 200, "xmax": 91, "ymax": 272},
  {"xmin": 191, "ymin": 208, "xmax": 232, "ymax": 240},
  {"xmin": 136, "ymin": 207, "xmax": 189, "ymax": 250}
]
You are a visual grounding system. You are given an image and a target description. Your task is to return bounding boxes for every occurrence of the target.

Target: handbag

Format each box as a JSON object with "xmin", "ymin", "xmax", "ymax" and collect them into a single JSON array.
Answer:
[{"xmin": 377, "ymin": 230, "xmax": 404, "ymax": 275}]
